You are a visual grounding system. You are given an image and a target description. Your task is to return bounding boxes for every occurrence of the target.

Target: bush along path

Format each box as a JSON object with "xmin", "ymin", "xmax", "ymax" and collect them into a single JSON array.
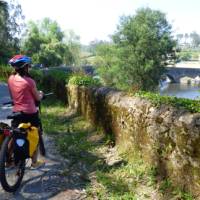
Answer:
[{"xmin": 40, "ymin": 100, "xmax": 194, "ymax": 200}]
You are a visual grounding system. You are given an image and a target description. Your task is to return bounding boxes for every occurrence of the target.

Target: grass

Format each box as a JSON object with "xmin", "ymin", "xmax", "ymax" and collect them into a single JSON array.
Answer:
[
  {"xmin": 134, "ymin": 91, "xmax": 200, "ymax": 113},
  {"xmin": 41, "ymin": 98, "xmax": 195, "ymax": 200},
  {"xmin": 68, "ymin": 74, "xmax": 101, "ymax": 86},
  {"xmin": 41, "ymin": 97, "xmax": 106, "ymax": 165},
  {"xmin": 0, "ymin": 65, "xmax": 12, "ymax": 82}
]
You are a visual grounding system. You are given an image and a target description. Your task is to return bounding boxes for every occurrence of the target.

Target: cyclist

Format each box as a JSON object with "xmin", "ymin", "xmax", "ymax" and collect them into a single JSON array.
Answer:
[{"xmin": 7, "ymin": 54, "xmax": 44, "ymax": 168}]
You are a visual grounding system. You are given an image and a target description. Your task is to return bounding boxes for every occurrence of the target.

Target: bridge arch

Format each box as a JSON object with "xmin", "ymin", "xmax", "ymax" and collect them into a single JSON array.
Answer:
[
  {"xmin": 164, "ymin": 66, "xmax": 200, "ymax": 83},
  {"xmin": 162, "ymin": 74, "xmax": 176, "ymax": 83}
]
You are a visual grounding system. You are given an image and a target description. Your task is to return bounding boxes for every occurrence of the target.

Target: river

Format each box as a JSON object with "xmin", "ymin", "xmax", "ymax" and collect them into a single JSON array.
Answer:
[{"xmin": 159, "ymin": 83, "xmax": 200, "ymax": 100}]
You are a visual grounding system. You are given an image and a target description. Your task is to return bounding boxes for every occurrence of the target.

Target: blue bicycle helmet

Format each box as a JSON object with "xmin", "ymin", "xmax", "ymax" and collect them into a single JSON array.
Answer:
[{"xmin": 9, "ymin": 55, "xmax": 31, "ymax": 69}]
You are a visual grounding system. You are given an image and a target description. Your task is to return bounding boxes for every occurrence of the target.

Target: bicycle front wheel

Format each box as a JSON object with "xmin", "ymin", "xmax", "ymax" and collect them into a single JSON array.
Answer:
[{"xmin": 0, "ymin": 136, "xmax": 25, "ymax": 192}]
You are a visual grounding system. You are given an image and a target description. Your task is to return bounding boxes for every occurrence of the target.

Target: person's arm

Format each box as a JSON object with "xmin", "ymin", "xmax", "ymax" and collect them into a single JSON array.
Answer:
[
  {"xmin": 28, "ymin": 77, "xmax": 43, "ymax": 101},
  {"xmin": 31, "ymin": 87, "xmax": 43, "ymax": 101}
]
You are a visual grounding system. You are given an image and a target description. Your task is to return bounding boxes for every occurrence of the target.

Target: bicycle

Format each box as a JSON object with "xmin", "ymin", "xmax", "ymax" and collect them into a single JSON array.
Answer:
[{"xmin": 0, "ymin": 93, "xmax": 53, "ymax": 192}]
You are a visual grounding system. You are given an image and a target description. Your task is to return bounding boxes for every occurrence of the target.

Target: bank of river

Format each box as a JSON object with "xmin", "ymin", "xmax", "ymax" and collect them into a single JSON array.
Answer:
[{"xmin": 159, "ymin": 83, "xmax": 200, "ymax": 100}]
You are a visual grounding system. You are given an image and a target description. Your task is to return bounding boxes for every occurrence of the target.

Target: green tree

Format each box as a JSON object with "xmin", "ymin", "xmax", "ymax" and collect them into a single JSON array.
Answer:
[
  {"xmin": 64, "ymin": 29, "xmax": 81, "ymax": 66},
  {"xmin": 190, "ymin": 32, "xmax": 200, "ymax": 48},
  {"xmin": 184, "ymin": 33, "xmax": 189, "ymax": 45},
  {"xmin": 0, "ymin": 0, "xmax": 24, "ymax": 63},
  {"xmin": 176, "ymin": 33, "xmax": 183, "ymax": 44},
  {"xmin": 98, "ymin": 7, "xmax": 176, "ymax": 91},
  {"xmin": 0, "ymin": 1, "xmax": 9, "ymax": 55},
  {"xmin": 21, "ymin": 18, "xmax": 80, "ymax": 67},
  {"xmin": 178, "ymin": 51, "xmax": 192, "ymax": 61},
  {"xmin": 95, "ymin": 42, "xmax": 120, "ymax": 86}
]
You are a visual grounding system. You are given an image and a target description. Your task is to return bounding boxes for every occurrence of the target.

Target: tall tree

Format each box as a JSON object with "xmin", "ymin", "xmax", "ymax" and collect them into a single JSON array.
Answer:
[
  {"xmin": 184, "ymin": 33, "xmax": 189, "ymax": 44},
  {"xmin": 0, "ymin": 0, "xmax": 24, "ymax": 63},
  {"xmin": 64, "ymin": 30, "xmax": 81, "ymax": 65},
  {"xmin": 0, "ymin": 0, "xmax": 11, "ymax": 62},
  {"xmin": 190, "ymin": 32, "xmax": 200, "ymax": 48},
  {"xmin": 97, "ymin": 7, "xmax": 176, "ymax": 91},
  {"xmin": 0, "ymin": 1, "xmax": 9, "ymax": 45},
  {"xmin": 176, "ymin": 33, "xmax": 183, "ymax": 44},
  {"xmin": 21, "ymin": 18, "xmax": 80, "ymax": 67},
  {"xmin": 95, "ymin": 42, "xmax": 120, "ymax": 86}
]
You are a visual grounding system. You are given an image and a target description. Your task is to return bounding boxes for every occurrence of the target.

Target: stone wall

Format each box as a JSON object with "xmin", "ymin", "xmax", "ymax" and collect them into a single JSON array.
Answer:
[{"xmin": 67, "ymin": 85, "xmax": 200, "ymax": 196}]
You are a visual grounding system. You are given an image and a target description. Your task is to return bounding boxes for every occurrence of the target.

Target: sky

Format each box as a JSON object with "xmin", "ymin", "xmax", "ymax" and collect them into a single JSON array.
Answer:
[{"xmin": 17, "ymin": 0, "xmax": 200, "ymax": 45}]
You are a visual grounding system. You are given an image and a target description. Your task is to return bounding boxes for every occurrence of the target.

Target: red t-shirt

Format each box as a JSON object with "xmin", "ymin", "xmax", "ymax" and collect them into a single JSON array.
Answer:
[{"xmin": 8, "ymin": 75, "xmax": 37, "ymax": 114}]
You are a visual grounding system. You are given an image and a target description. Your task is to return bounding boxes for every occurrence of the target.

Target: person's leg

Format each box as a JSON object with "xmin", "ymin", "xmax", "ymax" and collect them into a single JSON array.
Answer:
[
  {"xmin": 21, "ymin": 113, "xmax": 45, "ymax": 167},
  {"xmin": 29, "ymin": 113, "xmax": 45, "ymax": 167}
]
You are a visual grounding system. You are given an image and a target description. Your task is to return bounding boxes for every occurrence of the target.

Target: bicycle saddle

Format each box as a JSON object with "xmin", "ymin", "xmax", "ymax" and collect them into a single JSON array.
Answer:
[{"xmin": 7, "ymin": 112, "xmax": 23, "ymax": 120}]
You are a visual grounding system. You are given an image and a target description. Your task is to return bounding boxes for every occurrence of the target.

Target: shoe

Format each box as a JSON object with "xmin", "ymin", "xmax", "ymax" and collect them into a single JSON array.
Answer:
[{"xmin": 31, "ymin": 160, "xmax": 45, "ymax": 169}]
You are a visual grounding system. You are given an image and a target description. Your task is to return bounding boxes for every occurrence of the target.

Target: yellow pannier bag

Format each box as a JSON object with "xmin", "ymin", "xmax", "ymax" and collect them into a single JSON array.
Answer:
[{"xmin": 18, "ymin": 123, "xmax": 39, "ymax": 157}]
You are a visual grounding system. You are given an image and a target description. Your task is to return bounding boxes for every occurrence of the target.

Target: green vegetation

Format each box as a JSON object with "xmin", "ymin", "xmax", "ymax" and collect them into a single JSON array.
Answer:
[
  {"xmin": 176, "ymin": 32, "xmax": 200, "ymax": 50},
  {"xmin": 29, "ymin": 68, "xmax": 71, "ymax": 102},
  {"xmin": 94, "ymin": 42, "xmax": 119, "ymax": 87},
  {"xmin": 1, "ymin": 65, "xmax": 199, "ymax": 114},
  {"xmin": 42, "ymin": 99, "xmax": 194, "ymax": 199},
  {"xmin": 21, "ymin": 18, "xmax": 81, "ymax": 67},
  {"xmin": 0, "ymin": 0, "xmax": 24, "ymax": 64},
  {"xmin": 135, "ymin": 91, "xmax": 200, "ymax": 113},
  {"xmin": 0, "ymin": 2, "xmax": 199, "ymax": 198},
  {"xmin": 176, "ymin": 49, "xmax": 200, "ymax": 62},
  {"xmin": 178, "ymin": 51, "xmax": 192, "ymax": 61},
  {"xmin": 0, "ymin": 65, "xmax": 12, "ymax": 81},
  {"xmin": 39, "ymin": 69, "xmax": 70, "ymax": 88},
  {"xmin": 95, "ymin": 7, "xmax": 176, "ymax": 91},
  {"xmin": 68, "ymin": 74, "xmax": 101, "ymax": 86},
  {"xmin": 29, "ymin": 68, "xmax": 43, "ymax": 87}
]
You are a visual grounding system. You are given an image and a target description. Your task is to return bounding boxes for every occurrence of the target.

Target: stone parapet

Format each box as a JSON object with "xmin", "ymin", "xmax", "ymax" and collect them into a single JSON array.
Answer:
[{"xmin": 67, "ymin": 85, "xmax": 200, "ymax": 196}]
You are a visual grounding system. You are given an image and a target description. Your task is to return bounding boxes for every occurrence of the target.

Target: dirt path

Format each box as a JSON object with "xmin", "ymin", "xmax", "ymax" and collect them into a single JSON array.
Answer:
[{"xmin": 0, "ymin": 83, "xmax": 87, "ymax": 200}]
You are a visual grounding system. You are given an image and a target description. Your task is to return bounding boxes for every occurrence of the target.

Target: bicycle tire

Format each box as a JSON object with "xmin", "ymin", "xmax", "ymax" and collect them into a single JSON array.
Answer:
[
  {"xmin": 39, "ymin": 134, "xmax": 46, "ymax": 156},
  {"xmin": 0, "ymin": 136, "xmax": 25, "ymax": 192}
]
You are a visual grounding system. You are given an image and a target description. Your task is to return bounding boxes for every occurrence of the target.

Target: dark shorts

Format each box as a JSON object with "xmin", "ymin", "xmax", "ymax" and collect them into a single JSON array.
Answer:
[{"xmin": 12, "ymin": 112, "xmax": 41, "ymax": 129}]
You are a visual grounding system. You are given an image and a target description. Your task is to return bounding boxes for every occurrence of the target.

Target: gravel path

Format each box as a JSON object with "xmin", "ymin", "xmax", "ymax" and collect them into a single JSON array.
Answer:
[{"xmin": 0, "ymin": 83, "xmax": 87, "ymax": 200}]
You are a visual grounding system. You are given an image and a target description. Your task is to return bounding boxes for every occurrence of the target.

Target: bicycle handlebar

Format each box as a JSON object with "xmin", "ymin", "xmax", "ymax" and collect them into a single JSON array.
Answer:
[
  {"xmin": 2, "ymin": 101, "xmax": 13, "ymax": 106},
  {"xmin": 2, "ymin": 92, "xmax": 54, "ymax": 106},
  {"xmin": 42, "ymin": 92, "xmax": 54, "ymax": 99}
]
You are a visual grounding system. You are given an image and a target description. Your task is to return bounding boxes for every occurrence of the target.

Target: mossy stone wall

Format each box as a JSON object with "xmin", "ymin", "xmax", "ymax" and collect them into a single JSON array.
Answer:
[{"xmin": 67, "ymin": 85, "xmax": 200, "ymax": 196}]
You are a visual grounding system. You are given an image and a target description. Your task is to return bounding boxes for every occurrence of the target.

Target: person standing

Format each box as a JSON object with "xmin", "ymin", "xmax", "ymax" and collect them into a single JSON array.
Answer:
[{"xmin": 8, "ymin": 55, "xmax": 44, "ymax": 168}]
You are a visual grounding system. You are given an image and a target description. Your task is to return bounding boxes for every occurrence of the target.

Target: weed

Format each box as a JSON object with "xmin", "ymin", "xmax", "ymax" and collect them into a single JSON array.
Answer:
[
  {"xmin": 172, "ymin": 188, "xmax": 194, "ymax": 200},
  {"xmin": 135, "ymin": 90, "xmax": 200, "ymax": 113},
  {"xmin": 68, "ymin": 74, "xmax": 101, "ymax": 86},
  {"xmin": 42, "ymin": 99, "xmax": 196, "ymax": 199},
  {"xmin": 159, "ymin": 179, "xmax": 172, "ymax": 193}
]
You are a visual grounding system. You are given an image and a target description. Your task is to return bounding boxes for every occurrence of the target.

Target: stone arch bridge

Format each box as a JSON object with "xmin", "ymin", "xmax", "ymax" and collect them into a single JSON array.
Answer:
[{"xmin": 164, "ymin": 66, "xmax": 200, "ymax": 83}]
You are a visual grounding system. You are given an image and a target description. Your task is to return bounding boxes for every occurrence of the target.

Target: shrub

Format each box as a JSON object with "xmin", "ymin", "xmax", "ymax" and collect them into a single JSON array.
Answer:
[
  {"xmin": 30, "ymin": 68, "xmax": 71, "ymax": 103},
  {"xmin": 0, "ymin": 65, "xmax": 12, "ymax": 81},
  {"xmin": 68, "ymin": 74, "xmax": 101, "ymax": 86},
  {"xmin": 178, "ymin": 52, "xmax": 192, "ymax": 61},
  {"xmin": 135, "ymin": 91, "xmax": 200, "ymax": 113}
]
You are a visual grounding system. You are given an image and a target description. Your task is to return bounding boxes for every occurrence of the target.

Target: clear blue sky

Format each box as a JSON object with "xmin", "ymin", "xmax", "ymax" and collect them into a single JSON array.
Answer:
[{"xmin": 17, "ymin": 0, "xmax": 200, "ymax": 44}]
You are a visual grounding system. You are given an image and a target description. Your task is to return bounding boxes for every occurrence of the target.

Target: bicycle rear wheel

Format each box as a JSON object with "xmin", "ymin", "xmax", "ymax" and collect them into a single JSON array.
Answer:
[{"xmin": 0, "ymin": 136, "xmax": 25, "ymax": 192}]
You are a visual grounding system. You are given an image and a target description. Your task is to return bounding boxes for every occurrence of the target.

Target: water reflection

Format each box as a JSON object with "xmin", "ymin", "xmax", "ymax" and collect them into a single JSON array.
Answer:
[{"xmin": 159, "ymin": 83, "xmax": 200, "ymax": 100}]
